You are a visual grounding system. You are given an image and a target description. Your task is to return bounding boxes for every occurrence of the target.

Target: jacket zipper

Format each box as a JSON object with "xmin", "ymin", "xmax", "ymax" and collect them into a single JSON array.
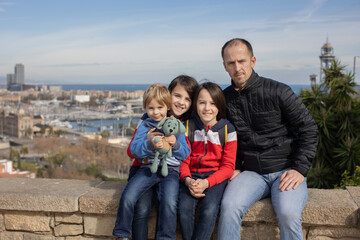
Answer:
[{"xmin": 196, "ymin": 129, "xmax": 208, "ymax": 173}]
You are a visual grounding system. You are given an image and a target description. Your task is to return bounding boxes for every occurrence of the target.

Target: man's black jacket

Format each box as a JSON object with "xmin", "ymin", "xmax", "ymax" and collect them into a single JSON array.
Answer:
[{"xmin": 223, "ymin": 71, "xmax": 318, "ymax": 176}]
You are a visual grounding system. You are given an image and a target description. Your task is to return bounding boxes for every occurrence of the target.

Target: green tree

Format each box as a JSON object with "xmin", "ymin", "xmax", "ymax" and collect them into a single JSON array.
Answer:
[
  {"xmin": 300, "ymin": 59, "xmax": 360, "ymax": 188},
  {"xmin": 9, "ymin": 147, "xmax": 21, "ymax": 169},
  {"xmin": 101, "ymin": 130, "xmax": 110, "ymax": 138},
  {"xmin": 20, "ymin": 145, "xmax": 28, "ymax": 158}
]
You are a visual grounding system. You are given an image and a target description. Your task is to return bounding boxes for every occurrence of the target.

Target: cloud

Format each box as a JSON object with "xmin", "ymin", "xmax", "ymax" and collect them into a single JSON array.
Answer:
[{"xmin": 0, "ymin": 1, "xmax": 14, "ymax": 11}]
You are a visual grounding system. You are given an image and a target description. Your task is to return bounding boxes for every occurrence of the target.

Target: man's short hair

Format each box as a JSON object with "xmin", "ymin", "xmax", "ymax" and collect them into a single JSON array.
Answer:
[{"xmin": 221, "ymin": 38, "xmax": 254, "ymax": 59}]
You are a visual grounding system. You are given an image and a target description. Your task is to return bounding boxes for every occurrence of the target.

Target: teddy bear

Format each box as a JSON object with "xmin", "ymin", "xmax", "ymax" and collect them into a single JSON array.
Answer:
[{"xmin": 150, "ymin": 115, "xmax": 186, "ymax": 176}]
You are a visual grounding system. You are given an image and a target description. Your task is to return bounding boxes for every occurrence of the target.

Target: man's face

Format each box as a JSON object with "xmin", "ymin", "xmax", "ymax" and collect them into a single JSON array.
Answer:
[{"xmin": 223, "ymin": 43, "xmax": 256, "ymax": 90}]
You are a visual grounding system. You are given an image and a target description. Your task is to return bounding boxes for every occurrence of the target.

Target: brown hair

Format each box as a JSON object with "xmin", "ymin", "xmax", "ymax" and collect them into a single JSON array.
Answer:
[
  {"xmin": 221, "ymin": 38, "xmax": 254, "ymax": 59},
  {"xmin": 168, "ymin": 75, "xmax": 198, "ymax": 120},
  {"xmin": 193, "ymin": 81, "xmax": 226, "ymax": 120},
  {"xmin": 143, "ymin": 83, "xmax": 172, "ymax": 110}
]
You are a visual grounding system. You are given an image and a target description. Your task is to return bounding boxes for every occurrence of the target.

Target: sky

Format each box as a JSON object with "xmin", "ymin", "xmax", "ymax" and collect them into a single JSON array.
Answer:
[{"xmin": 1, "ymin": 0, "xmax": 360, "ymax": 86}]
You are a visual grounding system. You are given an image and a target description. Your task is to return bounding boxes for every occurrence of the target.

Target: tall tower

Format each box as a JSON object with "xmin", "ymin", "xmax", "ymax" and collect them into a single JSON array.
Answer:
[
  {"xmin": 14, "ymin": 63, "xmax": 25, "ymax": 85},
  {"xmin": 6, "ymin": 74, "xmax": 15, "ymax": 90},
  {"xmin": 319, "ymin": 38, "xmax": 335, "ymax": 82}
]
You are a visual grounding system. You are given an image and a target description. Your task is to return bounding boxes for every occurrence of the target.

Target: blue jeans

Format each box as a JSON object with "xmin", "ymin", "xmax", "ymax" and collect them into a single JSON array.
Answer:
[
  {"xmin": 178, "ymin": 172, "xmax": 227, "ymax": 240},
  {"xmin": 128, "ymin": 166, "xmax": 154, "ymax": 240},
  {"xmin": 113, "ymin": 167, "xmax": 179, "ymax": 240},
  {"xmin": 218, "ymin": 169, "xmax": 308, "ymax": 240}
]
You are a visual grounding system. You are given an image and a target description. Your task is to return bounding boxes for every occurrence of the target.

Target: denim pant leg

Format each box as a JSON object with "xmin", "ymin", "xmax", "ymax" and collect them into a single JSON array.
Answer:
[
  {"xmin": 113, "ymin": 168, "xmax": 156, "ymax": 238},
  {"xmin": 270, "ymin": 171, "xmax": 308, "ymax": 240},
  {"xmin": 193, "ymin": 180, "xmax": 227, "ymax": 240},
  {"xmin": 178, "ymin": 182, "xmax": 198, "ymax": 240},
  {"xmin": 217, "ymin": 171, "xmax": 270, "ymax": 240},
  {"xmin": 156, "ymin": 169, "xmax": 180, "ymax": 240},
  {"xmin": 132, "ymin": 187, "xmax": 154, "ymax": 240}
]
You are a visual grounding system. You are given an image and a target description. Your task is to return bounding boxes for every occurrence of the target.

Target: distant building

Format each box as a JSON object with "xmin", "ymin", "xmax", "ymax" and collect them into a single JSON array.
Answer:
[
  {"xmin": 310, "ymin": 38, "xmax": 336, "ymax": 85},
  {"xmin": 48, "ymin": 85, "xmax": 62, "ymax": 91},
  {"xmin": 71, "ymin": 95, "xmax": 90, "ymax": 103},
  {"xmin": 319, "ymin": 38, "xmax": 335, "ymax": 82},
  {"xmin": 14, "ymin": 63, "xmax": 25, "ymax": 85},
  {"xmin": 6, "ymin": 74, "xmax": 15, "ymax": 89},
  {"xmin": 0, "ymin": 109, "xmax": 34, "ymax": 138},
  {"xmin": 7, "ymin": 63, "xmax": 26, "ymax": 91},
  {"xmin": 0, "ymin": 159, "xmax": 34, "ymax": 178},
  {"xmin": 309, "ymin": 74, "xmax": 318, "ymax": 86}
]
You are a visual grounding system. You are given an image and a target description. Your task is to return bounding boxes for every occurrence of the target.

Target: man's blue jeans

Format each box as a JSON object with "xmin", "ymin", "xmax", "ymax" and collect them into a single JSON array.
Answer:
[
  {"xmin": 113, "ymin": 167, "xmax": 179, "ymax": 240},
  {"xmin": 217, "ymin": 169, "xmax": 308, "ymax": 240},
  {"xmin": 178, "ymin": 172, "xmax": 227, "ymax": 240}
]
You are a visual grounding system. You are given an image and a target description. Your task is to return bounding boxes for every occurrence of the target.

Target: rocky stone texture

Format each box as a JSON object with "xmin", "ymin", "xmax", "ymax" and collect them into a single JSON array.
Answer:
[
  {"xmin": 54, "ymin": 223, "xmax": 83, "ymax": 236},
  {"xmin": 0, "ymin": 178, "xmax": 101, "ymax": 212},
  {"xmin": 0, "ymin": 213, "xmax": 4, "ymax": 232},
  {"xmin": 55, "ymin": 213, "xmax": 83, "ymax": 224},
  {"xmin": 0, "ymin": 178, "xmax": 359, "ymax": 240},
  {"xmin": 83, "ymin": 215, "xmax": 115, "ymax": 236},
  {"xmin": 4, "ymin": 212, "xmax": 51, "ymax": 232}
]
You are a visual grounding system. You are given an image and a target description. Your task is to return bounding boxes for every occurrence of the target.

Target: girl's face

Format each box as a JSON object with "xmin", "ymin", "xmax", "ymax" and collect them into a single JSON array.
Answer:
[
  {"xmin": 171, "ymin": 84, "xmax": 192, "ymax": 118},
  {"xmin": 196, "ymin": 89, "xmax": 218, "ymax": 127},
  {"xmin": 146, "ymin": 99, "xmax": 168, "ymax": 122}
]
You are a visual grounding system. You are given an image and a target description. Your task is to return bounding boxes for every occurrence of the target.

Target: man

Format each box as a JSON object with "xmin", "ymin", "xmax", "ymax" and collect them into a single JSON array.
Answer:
[{"xmin": 218, "ymin": 38, "xmax": 318, "ymax": 240}]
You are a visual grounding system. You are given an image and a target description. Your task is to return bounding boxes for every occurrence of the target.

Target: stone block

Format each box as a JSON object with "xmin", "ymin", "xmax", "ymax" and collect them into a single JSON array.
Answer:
[
  {"xmin": 0, "ymin": 178, "xmax": 101, "ymax": 212},
  {"xmin": 66, "ymin": 237, "xmax": 116, "ymax": 240},
  {"xmin": 55, "ymin": 213, "xmax": 83, "ymax": 224},
  {"xmin": 80, "ymin": 181, "xmax": 126, "ymax": 215},
  {"xmin": 303, "ymin": 188, "xmax": 359, "ymax": 226},
  {"xmin": 5, "ymin": 212, "xmax": 51, "ymax": 232},
  {"xmin": 54, "ymin": 223, "xmax": 83, "ymax": 236},
  {"xmin": 84, "ymin": 215, "xmax": 116, "ymax": 236},
  {"xmin": 23, "ymin": 232, "xmax": 65, "ymax": 240},
  {"xmin": 0, "ymin": 213, "xmax": 4, "ymax": 232},
  {"xmin": 347, "ymin": 186, "xmax": 360, "ymax": 208},
  {"xmin": 308, "ymin": 226, "xmax": 360, "ymax": 239},
  {"xmin": 0, "ymin": 231, "xmax": 24, "ymax": 240},
  {"xmin": 241, "ymin": 223, "xmax": 280, "ymax": 240}
]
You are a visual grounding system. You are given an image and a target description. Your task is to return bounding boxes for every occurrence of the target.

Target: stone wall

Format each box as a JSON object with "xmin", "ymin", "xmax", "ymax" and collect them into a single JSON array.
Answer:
[{"xmin": 0, "ymin": 178, "xmax": 359, "ymax": 240}]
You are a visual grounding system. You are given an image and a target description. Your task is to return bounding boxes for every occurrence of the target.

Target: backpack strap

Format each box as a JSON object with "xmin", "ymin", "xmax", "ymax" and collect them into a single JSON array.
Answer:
[
  {"xmin": 186, "ymin": 119, "xmax": 196, "ymax": 145},
  {"xmin": 218, "ymin": 124, "xmax": 228, "ymax": 148}
]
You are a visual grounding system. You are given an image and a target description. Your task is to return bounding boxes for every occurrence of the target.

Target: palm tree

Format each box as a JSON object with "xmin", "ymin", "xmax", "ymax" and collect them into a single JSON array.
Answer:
[{"xmin": 300, "ymin": 59, "xmax": 360, "ymax": 188}]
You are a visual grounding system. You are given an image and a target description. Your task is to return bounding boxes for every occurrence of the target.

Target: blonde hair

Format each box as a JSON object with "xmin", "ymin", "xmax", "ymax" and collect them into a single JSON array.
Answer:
[{"xmin": 143, "ymin": 83, "xmax": 172, "ymax": 109}]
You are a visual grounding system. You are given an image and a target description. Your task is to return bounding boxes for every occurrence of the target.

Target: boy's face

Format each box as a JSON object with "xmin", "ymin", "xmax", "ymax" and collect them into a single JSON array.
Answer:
[{"xmin": 146, "ymin": 99, "xmax": 168, "ymax": 122}]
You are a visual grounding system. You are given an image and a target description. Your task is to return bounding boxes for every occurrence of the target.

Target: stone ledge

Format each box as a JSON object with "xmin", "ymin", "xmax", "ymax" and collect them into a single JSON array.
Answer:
[
  {"xmin": 0, "ymin": 178, "xmax": 101, "ymax": 212},
  {"xmin": 0, "ymin": 178, "xmax": 359, "ymax": 237}
]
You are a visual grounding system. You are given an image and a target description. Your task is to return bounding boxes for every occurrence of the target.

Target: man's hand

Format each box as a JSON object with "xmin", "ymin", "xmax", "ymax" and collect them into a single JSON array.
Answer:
[
  {"xmin": 228, "ymin": 170, "xmax": 241, "ymax": 182},
  {"xmin": 279, "ymin": 169, "xmax": 304, "ymax": 191}
]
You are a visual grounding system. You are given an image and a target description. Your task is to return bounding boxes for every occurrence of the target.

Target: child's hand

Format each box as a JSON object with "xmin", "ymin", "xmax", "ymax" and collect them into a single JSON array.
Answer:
[
  {"xmin": 164, "ymin": 135, "xmax": 176, "ymax": 146},
  {"xmin": 147, "ymin": 128, "xmax": 163, "ymax": 139},
  {"xmin": 152, "ymin": 136, "xmax": 164, "ymax": 149},
  {"xmin": 187, "ymin": 178, "xmax": 208, "ymax": 198}
]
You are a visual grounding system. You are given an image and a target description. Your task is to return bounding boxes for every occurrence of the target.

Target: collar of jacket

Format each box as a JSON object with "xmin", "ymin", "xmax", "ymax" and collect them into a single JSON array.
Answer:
[
  {"xmin": 230, "ymin": 70, "xmax": 260, "ymax": 92},
  {"xmin": 192, "ymin": 113, "xmax": 229, "ymax": 132}
]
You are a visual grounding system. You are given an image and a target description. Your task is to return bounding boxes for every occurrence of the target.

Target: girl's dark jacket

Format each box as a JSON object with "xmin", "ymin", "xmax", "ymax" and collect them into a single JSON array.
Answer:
[{"xmin": 223, "ymin": 70, "xmax": 318, "ymax": 177}]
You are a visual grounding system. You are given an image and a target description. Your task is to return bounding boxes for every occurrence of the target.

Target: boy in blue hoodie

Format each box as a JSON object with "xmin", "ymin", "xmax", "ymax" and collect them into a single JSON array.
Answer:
[{"xmin": 113, "ymin": 83, "xmax": 190, "ymax": 240}]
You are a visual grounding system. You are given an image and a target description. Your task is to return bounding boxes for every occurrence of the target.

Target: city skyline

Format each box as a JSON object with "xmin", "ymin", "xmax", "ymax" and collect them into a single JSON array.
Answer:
[{"xmin": 1, "ymin": 0, "xmax": 360, "ymax": 85}]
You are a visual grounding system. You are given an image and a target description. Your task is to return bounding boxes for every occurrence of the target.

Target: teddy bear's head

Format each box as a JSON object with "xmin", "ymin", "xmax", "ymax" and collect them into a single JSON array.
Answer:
[{"xmin": 157, "ymin": 115, "xmax": 186, "ymax": 137}]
